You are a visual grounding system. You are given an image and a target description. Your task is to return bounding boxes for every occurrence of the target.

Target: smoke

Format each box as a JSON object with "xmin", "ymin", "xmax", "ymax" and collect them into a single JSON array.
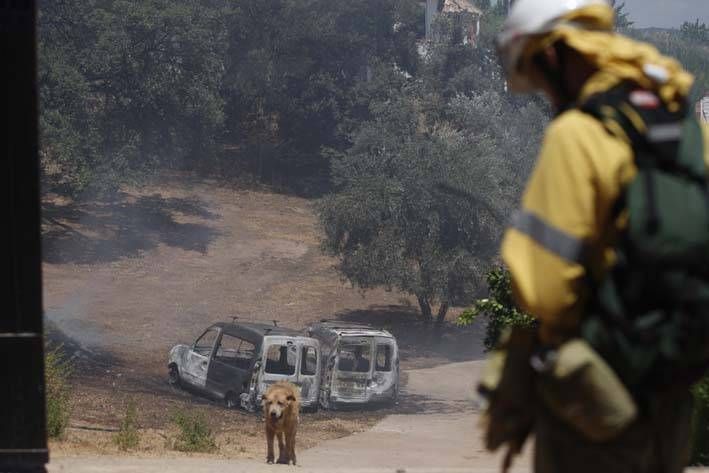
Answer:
[
  {"xmin": 42, "ymin": 186, "xmax": 222, "ymax": 356},
  {"xmin": 45, "ymin": 287, "xmax": 105, "ymax": 352}
]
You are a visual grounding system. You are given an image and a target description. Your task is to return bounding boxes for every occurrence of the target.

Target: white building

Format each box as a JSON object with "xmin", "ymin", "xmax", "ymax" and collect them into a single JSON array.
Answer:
[
  {"xmin": 422, "ymin": 0, "xmax": 483, "ymax": 45},
  {"xmin": 697, "ymin": 94, "xmax": 709, "ymax": 124}
]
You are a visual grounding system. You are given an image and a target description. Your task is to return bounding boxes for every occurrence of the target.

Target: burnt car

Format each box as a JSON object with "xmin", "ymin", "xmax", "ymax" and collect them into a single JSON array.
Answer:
[
  {"xmin": 305, "ymin": 321, "xmax": 399, "ymax": 409},
  {"xmin": 168, "ymin": 321, "xmax": 321, "ymax": 411}
]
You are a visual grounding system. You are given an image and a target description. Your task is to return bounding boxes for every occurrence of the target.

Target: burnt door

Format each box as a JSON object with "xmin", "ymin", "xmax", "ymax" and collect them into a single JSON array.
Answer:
[
  {"xmin": 297, "ymin": 340, "xmax": 321, "ymax": 406},
  {"xmin": 207, "ymin": 333, "xmax": 255, "ymax": 398},
  {"xmin": 258, "ymin": 337, "xmax": 321, "ymax": 406},
  {"xmin": 261, "ymin": 337, "xmax": 298, "ymax": 382},
  {"xmin": 373, "ymin": 338, "xmax": 399, "ymax": 399},
  {"xmin": 183, "ymin": 328, "xmax": 219, "ymax": 389},
  {"xmin": 331, "ymin": 338, "xmax": 373, "ymax": 403}
]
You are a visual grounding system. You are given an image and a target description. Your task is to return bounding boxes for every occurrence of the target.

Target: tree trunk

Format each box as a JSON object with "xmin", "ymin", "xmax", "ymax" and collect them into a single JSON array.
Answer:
[
  {"xmin": 435, "ymin": 301, "xmax": 449, "ymax": 327},
  {"xmin": 257, "ymin": 139, "xmax": 263, "ymax": 182},
  {"xmin": 417, "ymin": 295, "xmax": 433, "ymax": 323}
]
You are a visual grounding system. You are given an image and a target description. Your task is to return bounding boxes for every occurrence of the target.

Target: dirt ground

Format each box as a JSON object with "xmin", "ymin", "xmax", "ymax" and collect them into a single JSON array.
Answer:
[
  {"xmin": 48, "ymin": 360, "xmax": 521, "ymax": 472},
  {"xmin": 50, "ymin": 409, "xmax": 381, "ymax": 461},
  {"xmin": 42, "ymin": 173, "xmax": 485, "ymax": 458}
]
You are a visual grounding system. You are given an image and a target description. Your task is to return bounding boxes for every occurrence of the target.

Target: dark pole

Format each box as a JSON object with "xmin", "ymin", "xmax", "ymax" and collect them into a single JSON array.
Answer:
[{"xmin": 0, "ymin": 1, "xmax": 49, "ymax": 472}]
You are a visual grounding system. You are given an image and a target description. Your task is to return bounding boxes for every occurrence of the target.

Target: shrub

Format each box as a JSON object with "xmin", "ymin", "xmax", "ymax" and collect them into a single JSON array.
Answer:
[
  {"xmin": 692, "ymin": 376, "xmax": 709, "ymax": 465},
  {"xmin": 170, "ymin": 410, "xmax": 217, "ymax": 453},
  {"xmin": 45, "ymin": 346, "xmax": 73, "ymax": 439},
  {"xmin": 458, "ymin": 266, "xmax": 536, "ymax": 351},
  {"xmin": 114, "ymin": 400, "xmax": 140, "ymax": 451}
]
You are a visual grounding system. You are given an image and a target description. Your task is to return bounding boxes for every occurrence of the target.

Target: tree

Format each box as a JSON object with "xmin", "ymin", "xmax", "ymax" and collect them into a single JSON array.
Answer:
[
  {"xmin": 319, "ymin": 87, "xmax": 500, "ymax": 324},
  {"xmin": 222, "ymin": 0, "xmax": 422, "ymax": 191},
  {"xmin": 681, "ymin": 19, "xmax": 709, "ymax": 44},
  {"xmin": 319, "ymin": 11, "xmax": 547, "ymax": 324},
  {"xmin": 631, "ymin": 27, "xmax": 709, "ymax": 104},
  {"xmin": 610, "ymin": 0, "xmax": 634, "ymax": 30},
  {"xmin": 39, "ymin": 0, "xmax": 230, "ymax": 195},
  {"xmin": 457, "ymin": 266, "xmax": 535, "ymax": 350}
]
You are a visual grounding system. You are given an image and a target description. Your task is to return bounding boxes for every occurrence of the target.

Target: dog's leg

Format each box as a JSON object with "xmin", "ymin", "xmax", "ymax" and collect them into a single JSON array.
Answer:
[
  {"xmin": 266, "ymin": 427, "xmax": 275, "ymax": 464},
  {"xmin": 287, "ymin": 428, "xmax": 297, "ymax": 465},
  {"xmin": 277, "ymin": 431, "xmax": 288, "ymax": 464}
]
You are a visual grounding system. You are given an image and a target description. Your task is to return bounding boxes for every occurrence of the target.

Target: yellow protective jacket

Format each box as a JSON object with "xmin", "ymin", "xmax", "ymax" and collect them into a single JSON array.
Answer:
[{"xmin": 501, "ymin": 33, "xmax": 709, "ymax": 345}]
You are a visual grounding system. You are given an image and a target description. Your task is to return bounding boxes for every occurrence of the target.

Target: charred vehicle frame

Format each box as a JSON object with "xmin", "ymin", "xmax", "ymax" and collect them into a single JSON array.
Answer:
[
  {"xmin": 168, "ymin": 321, "xmax": 321, "ymax": 411},
  {"xmin": 305, "ymin": 322, "xmax": 400, "ymax": 409}
]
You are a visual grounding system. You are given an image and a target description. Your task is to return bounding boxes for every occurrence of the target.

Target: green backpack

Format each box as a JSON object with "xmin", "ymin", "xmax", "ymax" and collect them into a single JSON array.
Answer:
[{"xmin": 579, "ymin": 83, "xmax": 709, "ymax": 392}]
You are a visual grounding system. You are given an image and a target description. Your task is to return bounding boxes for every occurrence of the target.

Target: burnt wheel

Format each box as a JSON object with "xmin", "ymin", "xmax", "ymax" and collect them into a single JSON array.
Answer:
[
  {"xmin": 168, "ymin": 364, "xmax": 181, "ymax": 387},
  {"xmin": 225, "ymin": 391, "xmax": 239, "ymax": 410}
]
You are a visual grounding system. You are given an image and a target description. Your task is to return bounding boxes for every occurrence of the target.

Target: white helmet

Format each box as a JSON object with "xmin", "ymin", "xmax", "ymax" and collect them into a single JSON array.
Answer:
[{"xmin": 497, "ymin": 0, "xmax": 613, "ymax": 92}]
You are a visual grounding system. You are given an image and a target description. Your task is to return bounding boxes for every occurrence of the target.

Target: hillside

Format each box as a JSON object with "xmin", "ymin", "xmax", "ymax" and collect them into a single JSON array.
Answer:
[{"xmin": 41, "ymin": 174, "xmax": 484, "ymax": 457}]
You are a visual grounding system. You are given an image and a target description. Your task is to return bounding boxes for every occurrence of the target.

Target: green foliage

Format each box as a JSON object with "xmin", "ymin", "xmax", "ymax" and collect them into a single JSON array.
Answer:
[
  {"xmin": 39, "ymin": 1, "xmax": 707, "ymax": 200},
  {"xmin": 114, "ymin": 401, "xmax": 140, "ymax": 451},
  {"xmin": 681, "ymin": 19, "xmax": 709, "ymax": 44},
  {"xmin": 319, "ymin": 13, "xmax": 546, "ymax": 322},
  {"xmin": 39, "ymin": 0, "xmax": 424, "ymax": 195},
  {"xmin": 39, "ymin": 0, "xmax": 229, "ymax": 195},
  {"xmin": 631, "ymin": 28, "xmax": 709, "ymax": 103},
  {"xmin": 170, "ymin": 410, "xmax": 217, "ymax": 453},
  {"xmin": 692, "ymin": 375, "xmax": 709, "ymax": 465},
  {"xmin": 458, "ymin": 267, "xmax": 535, "ymax": 350},
  {"xmin": 45, "ymin": 346, "xmax": 72, "ymax": 439},
  {"xmin": 223, "ymin": 0, "xmax": 422, "ymax": 190},
  {"xmin": 610, "ymin": 0, "xmax": 634, "ymax": 30}
]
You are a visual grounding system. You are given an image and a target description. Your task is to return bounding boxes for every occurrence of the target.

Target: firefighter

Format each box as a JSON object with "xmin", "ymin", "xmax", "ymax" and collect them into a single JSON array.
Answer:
[{"xmin": 495, "ymin": 0, "xmax": 709, "ymax": 472}]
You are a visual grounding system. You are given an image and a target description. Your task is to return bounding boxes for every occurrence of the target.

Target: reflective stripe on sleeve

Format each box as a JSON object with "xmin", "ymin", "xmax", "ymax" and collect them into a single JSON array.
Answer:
[{"xmin": 509, "ymin": 210, "xmax": 589, "ymax": 264}]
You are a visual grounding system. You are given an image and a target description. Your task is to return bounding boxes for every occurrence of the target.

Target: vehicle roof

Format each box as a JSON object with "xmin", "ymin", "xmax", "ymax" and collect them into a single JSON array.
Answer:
[
  {"xmin": 211, "ymin": 321, "xmax": 303, "ymax": 344},
  {"xmin": 308, "ymin": 321, "xmax": 395, "ymax": 338}
]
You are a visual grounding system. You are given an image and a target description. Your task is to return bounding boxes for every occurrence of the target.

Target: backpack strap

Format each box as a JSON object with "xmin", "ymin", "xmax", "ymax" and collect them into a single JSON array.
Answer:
[
  {"xmin": 578, "ymin": 86, "xmax": 709, "ymax": 390},
  {"xmin": 579, "ymin": 83, "xmax": 690, "ymax": 234},
  {"xmin": 580, "ymin": 82, "xmax": 690, "ymax": 170}
]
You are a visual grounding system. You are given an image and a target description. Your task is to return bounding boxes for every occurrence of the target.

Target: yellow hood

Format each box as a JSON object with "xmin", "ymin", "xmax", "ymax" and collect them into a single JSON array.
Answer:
[
  {"xmin": 523, "ymin": 5, "xmax": 695, "ymax": 111},
  {"xmin": 559, "ymin": 29, "xmax": 694, "ymax": 112}
]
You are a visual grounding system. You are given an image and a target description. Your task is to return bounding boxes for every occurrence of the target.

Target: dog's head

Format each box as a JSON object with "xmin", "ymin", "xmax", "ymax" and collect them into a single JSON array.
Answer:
[{"xmin": 262, "ymin": 389, "xmax": 296, "ymax": 423}]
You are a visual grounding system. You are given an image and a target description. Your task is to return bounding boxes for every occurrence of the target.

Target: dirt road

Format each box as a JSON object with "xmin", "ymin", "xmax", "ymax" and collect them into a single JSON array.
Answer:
[
  {"xmin": 299, "ymin": 360, "xmax": 528, "ymax": 471},
  {"xmin": 47, "ymin": 359, "xmax": 708, "ymax": 472}
]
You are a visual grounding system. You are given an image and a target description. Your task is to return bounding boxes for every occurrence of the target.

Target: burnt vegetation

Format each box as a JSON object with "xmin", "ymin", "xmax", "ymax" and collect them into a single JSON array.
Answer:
[{"xmin": 42, "ymin": 193, "xmax": 220, "ymax": 264}]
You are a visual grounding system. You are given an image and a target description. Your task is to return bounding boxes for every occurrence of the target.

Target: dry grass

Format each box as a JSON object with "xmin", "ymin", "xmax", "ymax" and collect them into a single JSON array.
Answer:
[
  {"xmin": 50, "ymin": 408, "xmax": 380, "ymax": 459},
  {"xmin": 41, "ymin": 174, "xmax": 477, "ymax": 459},
  {"xmin": 46, "ymin": 346, "xmax": 73, "ymax": 439},
  {"xmin": 114, "ymin": 401, "xmax": 140, "ymax": 451}
]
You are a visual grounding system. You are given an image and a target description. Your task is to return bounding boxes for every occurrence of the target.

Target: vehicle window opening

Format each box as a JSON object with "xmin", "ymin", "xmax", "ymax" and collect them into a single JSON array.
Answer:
[
  {"xmin": 194, "ymin": 329, "xmax": 219, "ymax": 356},
  {"xmin": 215, "ymin": 334, "xmax": 255, "ymax": 370},
  {"xmin": 301, "ymin": 346, "xmax": 318, "ymax": 375},
  {"xmin": 265, "ymin": 344, "xmax": 296, "ymax": 375},
  {"xmin": 376, "ymin": 344, "xmax": 392, "ymax": 372},
  {"xmin": 338, "ymin": 343, "xmax": 371, "ymax": 373}
]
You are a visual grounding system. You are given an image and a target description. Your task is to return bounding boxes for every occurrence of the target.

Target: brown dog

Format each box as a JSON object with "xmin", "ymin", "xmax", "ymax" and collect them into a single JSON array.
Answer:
[{"xmin": 262, "ymin": 381, "xmax": 300, "ymax": 465}]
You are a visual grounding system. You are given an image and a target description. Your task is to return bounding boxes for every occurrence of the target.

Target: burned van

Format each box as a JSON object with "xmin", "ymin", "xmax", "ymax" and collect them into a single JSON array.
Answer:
[
  {"xmin": 168, "ymin": 321, "xmax": 320, "ymax": 411},
  {"xmin": 305, "ymin": 322, "xmax": 399, "ymax": 409}
]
